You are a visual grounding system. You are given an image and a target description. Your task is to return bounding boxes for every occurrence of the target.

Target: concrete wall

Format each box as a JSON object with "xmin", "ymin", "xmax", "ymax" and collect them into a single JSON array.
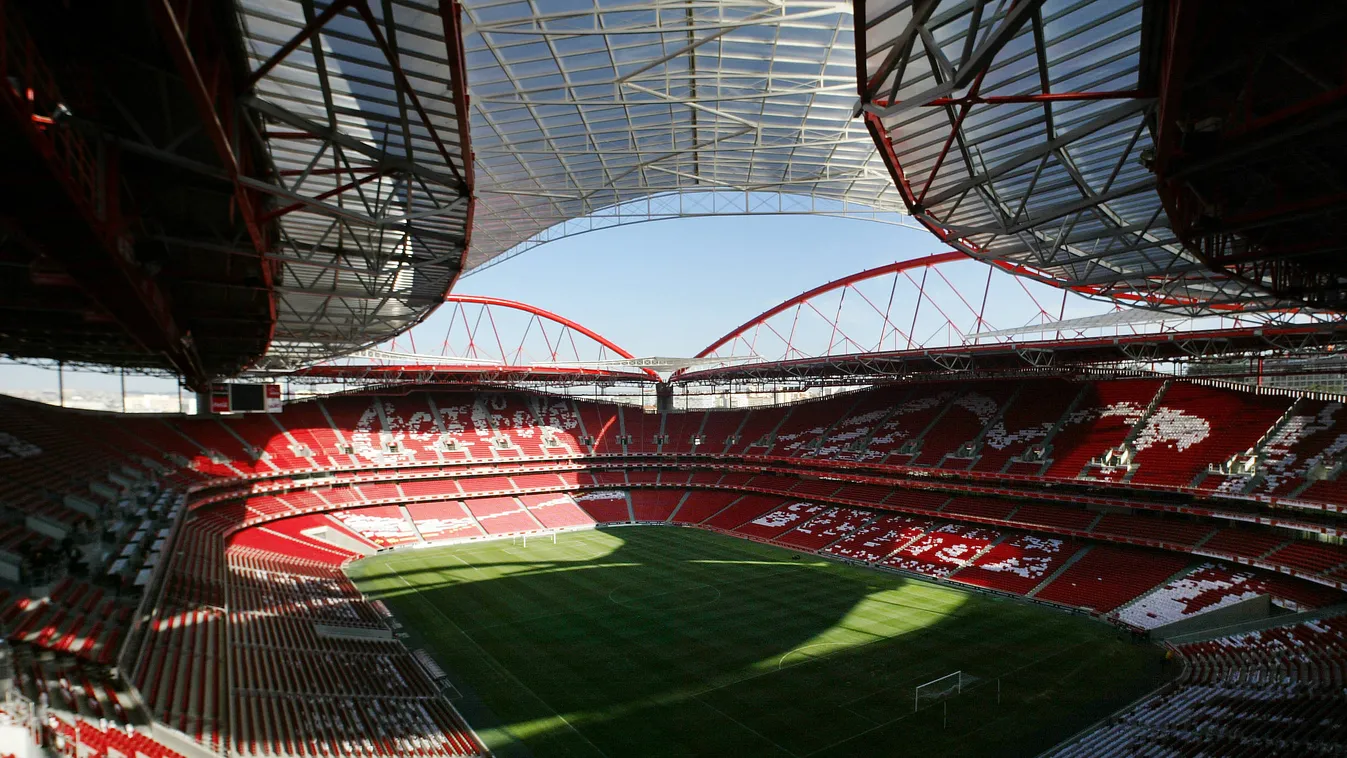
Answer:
[
  {"xmin": 314, "ymin": 623, "xmax": 394, "ymax": 642},
  {"xmin": 302, "ymin": 525, "xmax": 375, "ymax": 556},
  {"xmin": 1152, "ymin": 594, "xmax": 1272, "ymax": 639}
]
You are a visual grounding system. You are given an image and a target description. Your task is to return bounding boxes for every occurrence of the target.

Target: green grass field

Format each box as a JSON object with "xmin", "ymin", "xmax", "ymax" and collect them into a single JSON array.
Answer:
[{"xmin": 347, "ymin": 526, "xmax": 1169, "ymax": 758}]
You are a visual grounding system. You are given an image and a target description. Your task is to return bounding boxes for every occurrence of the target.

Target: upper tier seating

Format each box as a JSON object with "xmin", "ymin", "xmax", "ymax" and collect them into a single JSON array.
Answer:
[
  {"xmin": 809, "ymin": 393, "xmax": 898, "ymax": 460},
  {"xmin": 1128, "ymin": 383, "xmax": 1291, "ymax": 488},
  {"xmin": 481, "ymin": 393, "xmax": 545, "ymax": 457},
  {"xmin": 768, "ymin": 395, "xmax": 860, "ymax": 458},
  {"xmin": 1043, "ymin": 379, "xmax": 1164, "ymax": 478},
  {"xmin": 862, "ymin": 390, "xmax": 956, "ymax": 464},
  {"xmin": 973, "ymin": 380, "xmax": 1080, "ymax": 473},
  {"xmin": 659, "ymin": 410, "xmax": 705, "ymax": 455},
  {"xmin": 1254, "ymin": 399, "xmax": 1347, "ymax": 496},
  {"xmin": 910, "ymin": 385, "xmax": 1015, "ymax": 467},
  {"xmin": 574, "ymin": 400, "xmax": 624, "ymax": 456},
  {"xmin": 94, "ymin": 381, "xmax": 1346, "ymax": 512},
  {"xmin": 731, "ymin": 408, "xmax": 785, "ymax": 457}
]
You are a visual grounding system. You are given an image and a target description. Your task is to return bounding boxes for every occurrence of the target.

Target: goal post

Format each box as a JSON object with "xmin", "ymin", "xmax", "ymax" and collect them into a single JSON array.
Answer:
[
  {"xmin": 914, "ymin": 671, "xmax": 965, "ymax": 712},
  {"xmin": 510, "ymin": 531, "xmax": 559, "ymax": 548}
]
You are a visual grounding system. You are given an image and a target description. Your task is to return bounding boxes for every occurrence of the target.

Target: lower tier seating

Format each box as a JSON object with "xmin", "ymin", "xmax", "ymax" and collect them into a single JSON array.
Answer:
[
  {"xmin": 1033, "ymin": 546, "xmax": 1191, "ymax": 613},
  {"xmin": 951, "ymin": 534, "xmax": 1080, "ymax": 595},
  {"xmin": 1116, "ymin": 562, "xmax": 1345, "ymax": 630},
  {"xmin": 1048, "ymin": 615, "xmax": 1347, "ymax": 756},
  {"xmin": 882, "ymin": 523, "xmax": 1001, "ymax": 578},
  {"xmin": 775, "ymin": 506, "xmax": 875, "ymax": 551},
  {"xmin": 119, "ymin": 510, "xmax": 485, "ymax": 757}
]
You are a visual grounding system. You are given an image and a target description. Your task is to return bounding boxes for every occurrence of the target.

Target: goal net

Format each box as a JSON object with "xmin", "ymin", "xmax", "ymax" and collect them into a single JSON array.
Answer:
[{"xmin": 914, "ymin": 671, "xmax": 966, "ymax": 712}]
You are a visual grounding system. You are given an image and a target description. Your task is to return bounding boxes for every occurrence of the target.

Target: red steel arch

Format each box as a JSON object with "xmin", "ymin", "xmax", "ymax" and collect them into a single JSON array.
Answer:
[
  {"xmin": 440, "ymin": 294, "xmax": 638, "ymax": 361},
  {"xmin": 363, "ymin": 294, "xmax": 662, "ymax": 381},
  {"xmin": 695, "ymin": 251, "xmax": 966, "ymax": 359}
]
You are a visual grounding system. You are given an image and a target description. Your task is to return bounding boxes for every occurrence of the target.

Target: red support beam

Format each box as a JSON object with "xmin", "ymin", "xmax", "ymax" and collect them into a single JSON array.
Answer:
[
  {"xmin": 0, "ymin": 0, "xmax": 207, "ymax": 381},
  {"xmin": 923, "ymin": 90, "xmax": 1150, "ymax": 107},
  {"xmin": 443, "ymin": 295, "xmax": 656, "ymax": 379},
  {"xmin": 153, "ymin": 0, "xmax": 277, "ymax": 364},
  {"xmin": 259, "ymin": 170, "xmax": 387, "ymax": 223}
]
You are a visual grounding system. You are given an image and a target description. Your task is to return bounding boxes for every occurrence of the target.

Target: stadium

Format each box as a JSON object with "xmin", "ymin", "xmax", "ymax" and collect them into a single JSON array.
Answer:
[{"xmin": 0, "ymin": 0, "xmax": 1345, "ymax": 756}]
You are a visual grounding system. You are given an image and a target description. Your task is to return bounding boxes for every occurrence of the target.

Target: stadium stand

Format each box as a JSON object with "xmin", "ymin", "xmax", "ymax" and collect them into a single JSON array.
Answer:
[
  {"xmin": 1048, "ymin": 614, "xmax": 1347, "ymax": 757},
  {"xmin": 823, "ymin": 515, "xmax": 936, "ymax": 563},
  {"xmin": 883, "ymin": 523, "xmax": 1002, "ymax": 578},
  {"xmin": 952, "ymin": 534, "xmax": 1081, "ymax": 596},
  {"xmin": 775, "ymin": 506, "xmax": 874, "ymax": 551},
  {"xmin": 3, "ymin": 379, "xmax": 1347, "ymax": 758},
  {"xmin": 1034, "ymin": 546, "xmax": 1193, "ymax": 613},
  {"xmin": 1116, "ymin": 562, "xmax": 1344, "ymax": 630},
  {"xmin": 734, "ymin": 501, "xmax": 828, "ymax": 540}
]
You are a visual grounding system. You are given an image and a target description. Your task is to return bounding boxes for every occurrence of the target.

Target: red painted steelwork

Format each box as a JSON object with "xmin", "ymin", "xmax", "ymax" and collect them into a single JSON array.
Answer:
[
  {"xmin": 694, "ymin": 252, "xmax": 966, "ymax": 359},
  {"xmin": 443, "ymin": 294, "xmax": 638, "ymax": 361},
  {"xmin": 153, "ymin": 0, "xmax": 277, "ymax": 362}
]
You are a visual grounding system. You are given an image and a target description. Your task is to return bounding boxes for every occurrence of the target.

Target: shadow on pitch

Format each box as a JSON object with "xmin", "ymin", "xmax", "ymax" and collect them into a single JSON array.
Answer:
[{"xmin": 345, "ymin": 525, "xmax": 1166, "ymax": 758}]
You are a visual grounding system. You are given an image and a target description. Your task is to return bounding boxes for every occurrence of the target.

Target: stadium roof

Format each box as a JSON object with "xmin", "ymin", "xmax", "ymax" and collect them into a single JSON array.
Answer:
[
  {"xmin": 235, "ymin": 0, "xmax": 474, "ymax": 370},
  {"xmin": 853, "ymin": 0, "xmax": 1293, "ymax": 314},
  {"xmin": 7, "ymin": 0, "xmax": 1343, "ymax": 385},
  {"xmin": 459, "ymin": 0, "xmax": 909, "ymax": 268}
]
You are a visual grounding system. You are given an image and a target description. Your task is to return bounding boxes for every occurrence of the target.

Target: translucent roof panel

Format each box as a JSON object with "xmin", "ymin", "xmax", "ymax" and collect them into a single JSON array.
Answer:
[
  {"xmin": 855, "ymin": 0, "xmax": 1291, "ymax": 314},
  {"xmin": 236, "ymin": 0, "xmax": 474, "ymax": 369},
  {"xmin": 460, "ymin": 0, "xmax": 909, "ymax": 268}
]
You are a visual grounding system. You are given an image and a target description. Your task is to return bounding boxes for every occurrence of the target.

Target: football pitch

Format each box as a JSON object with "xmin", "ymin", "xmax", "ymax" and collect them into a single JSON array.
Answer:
[{"xmin": 347, "ymin": 526, "xmax": 1169, "ymax": 758}]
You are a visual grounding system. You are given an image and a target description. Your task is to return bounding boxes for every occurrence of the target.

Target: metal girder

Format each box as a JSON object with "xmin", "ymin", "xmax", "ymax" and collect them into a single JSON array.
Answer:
[
  {"xmin": 234, "ymin": 0, "xmax": 475, "ymax": 370},
  {"xmin": 1149, "ymin": 0, "xmax": 1347, "ymax": 309},
  {"xmin": 853, "ymin": 0, "xmax": 1307, "ymax": 316},
  {"xmin": 460, "ymin": 0, "xmax": 914, "ymax": 269},
  {"xmin": 0, "ymin": 1, "xmax": 208, "ymax": 382},
  {"xmin": 865, "ymin": 0, "xmax": 1048, "ymax": 117}
]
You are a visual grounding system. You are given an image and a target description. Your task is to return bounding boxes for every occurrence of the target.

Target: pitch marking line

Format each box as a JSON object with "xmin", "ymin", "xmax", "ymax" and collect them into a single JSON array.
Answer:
[
  {"xmin": 451, "ymin": 554, "xmax": 482, "ymax": 575},
  {"xmin": 389, "ymin": 560, "xmax": 612, "ymax": 758},
  {"xmin": 776, "ymin": 641, "xmax": 852, "ymax": 671},
  {"xmin": 692, "ymin": 694, "xmax": 801, "ymax": 758}
]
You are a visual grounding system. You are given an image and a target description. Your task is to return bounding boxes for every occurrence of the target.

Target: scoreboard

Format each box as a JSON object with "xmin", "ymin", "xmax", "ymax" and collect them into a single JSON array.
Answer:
[{"xmin": 208, "ymin": 383, "xmax": 283, "ymax": 414}]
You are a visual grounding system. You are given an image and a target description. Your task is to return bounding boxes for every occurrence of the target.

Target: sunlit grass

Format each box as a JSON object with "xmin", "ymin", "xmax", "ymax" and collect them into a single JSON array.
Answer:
[{"xmin": 348, "ymin": 527, "xmax": 1169, "ymax": 758}]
